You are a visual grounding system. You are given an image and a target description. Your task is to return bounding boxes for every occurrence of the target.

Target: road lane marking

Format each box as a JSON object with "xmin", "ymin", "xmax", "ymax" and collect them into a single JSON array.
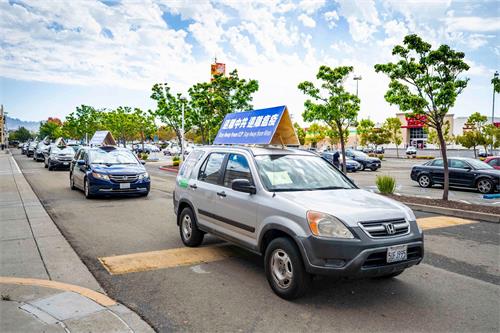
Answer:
[
  {"xmin": 98, "ymin": 216, "xmax": 477, "ymax": 276},
  {"xmin": 0, "ymin": 277, "xmax": 116, "ymax": 306},
  {"xmin": 99, "ymin": 244, "xmax": 236, "ymax": 275},
  {"xmin": 416, "ymin": 216, "xmax": 476, "ymax": 230}
]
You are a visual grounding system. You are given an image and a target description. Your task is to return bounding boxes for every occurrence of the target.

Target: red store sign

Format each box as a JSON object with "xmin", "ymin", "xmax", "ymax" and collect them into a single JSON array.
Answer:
[{"xmin": 402, "ymin": 115, "xmax": 427, "ymax": 128}]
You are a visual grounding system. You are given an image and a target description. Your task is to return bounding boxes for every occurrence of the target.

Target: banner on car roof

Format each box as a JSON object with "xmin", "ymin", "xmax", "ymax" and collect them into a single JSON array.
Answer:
[
  {"xmin": 89, "ymin": 130, "xmax": 117, "ymax": 146},
  {"xmin": 213, "ymin": 105, "xmax": 299, "ymax": 145}
]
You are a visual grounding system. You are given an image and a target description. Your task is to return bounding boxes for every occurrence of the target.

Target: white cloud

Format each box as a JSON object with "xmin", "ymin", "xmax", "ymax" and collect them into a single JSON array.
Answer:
[
  {"xmin": 298, "ymin": 0, "xmax": 326, "ymax": 14},
  {"xmin": 324, "ymin": 10, "xmax": 339, "ymax": 28},
  {"xmin": 444, "ymin": 17, "xmax": 500, "ymax": 32},
  {"xmin": 336, "ymin": 0, "xmax": 380, "ymax": 42},
  {"xmin": 298, "ymin": 14, "xmax": 316, "ymax": 28}
]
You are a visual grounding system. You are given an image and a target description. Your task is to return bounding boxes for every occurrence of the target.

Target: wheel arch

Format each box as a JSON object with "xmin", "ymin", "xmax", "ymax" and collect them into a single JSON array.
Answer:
[{"xmin": 176, "ymin": 199, "xmax": 196, "ymax": 226}]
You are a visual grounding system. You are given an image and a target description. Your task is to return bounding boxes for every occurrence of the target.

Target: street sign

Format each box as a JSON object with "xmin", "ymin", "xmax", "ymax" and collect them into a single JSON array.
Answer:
[{"xmin": 213, "ymin": 105, "xmax": 299, "ymax": 145}]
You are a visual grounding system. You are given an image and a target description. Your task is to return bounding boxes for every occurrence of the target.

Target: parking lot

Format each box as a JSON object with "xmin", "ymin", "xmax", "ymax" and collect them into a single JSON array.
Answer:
[{"xmin": 10, "ymin": 149, "xmax": 500, "ymax": 332}]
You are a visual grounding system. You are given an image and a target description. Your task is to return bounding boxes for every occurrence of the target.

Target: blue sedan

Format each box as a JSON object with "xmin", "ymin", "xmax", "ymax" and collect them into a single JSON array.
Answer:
[{"xmin": 321, "ymin": 151, "xmax": 361, "ymax": 172}]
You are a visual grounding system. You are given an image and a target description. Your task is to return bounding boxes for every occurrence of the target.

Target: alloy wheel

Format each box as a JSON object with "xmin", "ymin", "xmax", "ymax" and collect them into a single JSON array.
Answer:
[
  {"xmin": 477, "ymin": 179, "xmax": 492, "ymax": 194},
  {"xmin": 419, "ymin": 175, "xmax": 430, "ymax": 187},
  {"xmin": 181, "ymin": 214, "xmax": 192, "ymax": 240}
]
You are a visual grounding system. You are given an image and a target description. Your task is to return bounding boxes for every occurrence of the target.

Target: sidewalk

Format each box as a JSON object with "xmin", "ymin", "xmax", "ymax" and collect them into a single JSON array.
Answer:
[{"xmin": 0, "ymin": 151, "xmax": 154, "ymax": 332}]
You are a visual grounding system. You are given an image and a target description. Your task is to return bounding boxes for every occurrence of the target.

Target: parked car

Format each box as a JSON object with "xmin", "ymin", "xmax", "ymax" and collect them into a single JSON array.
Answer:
[
  {"xmin": 70, "ymin": 146, "xmax": 150, "ymax": 198},
  {"xmin": 362, "ymin": 147, "xmax": 373, "ymax": 154},
  {"xmin": 375, "ymin": 146, "xmax": 385, "ymax": 154},
  {"xmin": 345, "ymin": 149, "xmax": 381, "ymax": 171},
  {"xmin": 21, "ymin": 142, "xmax": 29, "ymax": 155},
  {"xmin": 163, "ymin": 144, "xmax": 180, "ymax": 156},
  {"xmin": 26, "ymin": 141, "xmax": 38, "ymax": 157},
  {"xmin": 174, "ymin": 146, "xmax": 423, "ymax": 299},
  {"xmin": 410, "ymin": 157, "xmax": 500, "ymax": 194},
  {"xmin": 321, "ymin": 151, "xmax": 361, "ymax": 172},
  {"xmin": 34, "ymin": 141, "xmax": 49, "ymax": 162},
  {"xmin": 484, "ymin": 156, "xmax": 500, "ymax": 170},
  {"xmin": 406, "ymin": 146, "xmax": 417, "ymax": 155},
  {"xmin": 45, "ymin": 145, "xmax": 75, "ymax": 171},
  {"xmin": 478, "ymin": 148, "xmax": 489, "ymax": 158}
]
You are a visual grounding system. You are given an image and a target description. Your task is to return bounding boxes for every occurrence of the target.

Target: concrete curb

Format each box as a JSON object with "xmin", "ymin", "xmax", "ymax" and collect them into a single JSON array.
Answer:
[
  {"xmin": 159, "ymin": 165, "xmax": 178, "ymax": 173},
  {"xmin": 404, "ymin": 202, "xmax": 500, "ymax": 223}
]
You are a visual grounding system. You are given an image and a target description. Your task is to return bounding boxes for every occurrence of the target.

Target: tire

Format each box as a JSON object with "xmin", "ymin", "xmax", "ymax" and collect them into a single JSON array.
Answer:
[
  {"xmin": 370, "ymin": 166, "xmax": 378, "ymax": 171},
  {"xmin": 70, "ymin": 174, "xmax": 76, "ymax": 190},
  {"xmin": 179, "ymin": 207, "xmax": 204, "ymax": 247},
  {"xmin": 84, "ymin": 178, "xmax": 93, "ymax": 199},
  {"xmin": 44, "ymin": 161, "xmax": 48, "ymax": 168},
  {"xmin": 360, "ymin": 163, "xmax": 366, "ymax": 171},
  {"xmin": 373, "ymin": 270, "xmax": 404, "ymax": 279},
  {"xmin": 477, "ymin": 178, "xmax": 494, "ymax": 194},
  {"xmin": 48, "ymin": 165, "xmax": 53, "ymax": 171},
  {"xmin": 264, "ymin": 237, "xmax": 311, "ymax": 300},
  {"xmin": 418, "ymin": 174, "xmax": 432, "ymax": 188}
]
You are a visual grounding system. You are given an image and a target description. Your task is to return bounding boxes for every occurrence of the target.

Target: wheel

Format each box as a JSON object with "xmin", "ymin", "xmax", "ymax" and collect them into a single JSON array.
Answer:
[
  {"xmin": 48, "ymin": 165, "xmax": 53, "ymax": 171},
  {"xmin": 477, "ymin": 178, "xmax": 494, "ymax": 194},
  {"xmin": 418, "ymin": 174, "xmax": 432, "ymax": 188},
  {"xmin": 360, "ymin": 163, "xmax": 366, "ymax": 171},
  {"xmin": 264, "ymin": 237, "xmax": 311, "ymax": 300},
  {"xmin": 370, "ymin": 166, "xmax": 378, "ymax": 171},
  {"xmin": 70, "ymin": 174, "xmax": 76, "ymax": 190},
  {"xmin": 84, "ymin": 178, "xmax": 93, "ymax": 199},
  {"xmin": 373, "ymin": 270, "xmax": 404, "ymax": 279},
  {"xmin": 141, "ymin": 191, "xmax": 150, "ymax": 197},
  {"xmin": 179, "ymin": 207, "xmax": 204, "ymax": 247},
  {"xmin": 44, "ymin": 159, "xmax": 48, "ymax": 168}
]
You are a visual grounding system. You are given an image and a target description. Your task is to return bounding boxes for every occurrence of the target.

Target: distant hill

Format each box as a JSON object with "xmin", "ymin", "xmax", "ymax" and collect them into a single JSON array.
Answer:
[{"xmin": 6, "ymin": 116, "xmax": 40, "ymax": 132}]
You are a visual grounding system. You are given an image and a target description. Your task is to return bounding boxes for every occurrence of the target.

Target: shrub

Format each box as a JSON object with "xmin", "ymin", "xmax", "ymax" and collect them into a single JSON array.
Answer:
[
  {"xmin": 376, "ymin": 175, "xmax": 396, "ymax": 194},
  {"xmin": 139, "ymin": 152, "xmax": 149, "ymax": 160},
  {"xmin": 414, "ymin": 155, "xmax": 434, "ymax": 159},
  {"xmin": 377, "ymin": 154, "xmax": 384, "ymax": 160},
  {"xmin": 173, "ymin": 160, "xmax": 180, "ymax": 167}
]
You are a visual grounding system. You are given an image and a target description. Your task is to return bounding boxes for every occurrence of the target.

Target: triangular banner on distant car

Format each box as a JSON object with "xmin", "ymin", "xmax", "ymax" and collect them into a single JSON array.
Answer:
[
  {"xmin": 89, "ymin": 130, "xmax": 117, "ymax": 146},
  {"xmin": 213, "ymin": 105, "xmax": 299, "ymax": 145}
]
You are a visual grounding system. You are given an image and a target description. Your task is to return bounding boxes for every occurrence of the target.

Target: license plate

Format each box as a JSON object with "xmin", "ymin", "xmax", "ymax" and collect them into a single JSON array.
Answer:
[
  {"xmin": 387, "ymin": 245, "xmax": 407, "ymax": 263},
  {"xmin": 120, "ymin": 183, "xmax": 130, "ymax": 189},
  {"xmin": 63, "ymin": 162, "xmax": 69, "ymax": 165}
]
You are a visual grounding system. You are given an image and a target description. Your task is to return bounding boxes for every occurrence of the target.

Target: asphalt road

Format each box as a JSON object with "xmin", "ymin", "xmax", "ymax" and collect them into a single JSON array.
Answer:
[
  {"xmin": 12, "ymin": 150, "xmax": 500, "ymax": 332},
  {"xmin": 349, "ymin": 158, "xmax": 499, "ymax": 206}
]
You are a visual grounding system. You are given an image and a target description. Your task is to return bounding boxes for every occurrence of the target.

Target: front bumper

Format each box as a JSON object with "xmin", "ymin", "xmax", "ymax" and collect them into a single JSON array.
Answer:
[
  {"xmin": 49, "ymin": 159, "xmax": 72, "ymax": 169},
  {"xmin": 296, "ymin": 225, "xmax": 424, "ymax": 277},
  {"xmin": 88, "ymin": 178, "xmax": 151, "ymax": 196}
]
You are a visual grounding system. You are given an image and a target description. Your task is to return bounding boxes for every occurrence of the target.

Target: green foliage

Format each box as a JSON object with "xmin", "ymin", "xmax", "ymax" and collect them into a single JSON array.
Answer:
[
  {"xmin": 357, "ymin": 119, "xmax": 375, "ymax": 146},
  {"xmin": 39, "ymin": 118, "xmax": 63, "ymax": 140},
  {"xmin": 326, "ymin": 127, "xmax": 349, "ymax": 146},
  {"xmin": 298, "ymin": 65, "xmax": 360, "ymax": 172},
  {"xmin": 357, "ymin": 119, "xmax": 391, "ymax": 148},
  {"xmin": 492, "ymin": 75, "xmax": 500, "ymax": 93},
  {"xmin": 305, "ymin": 123, "xmax": 326, "ymax": 147},
  {"xmin": 455, "ymin": 112, "xmax": 490, "ymax": 157},
  {"xmin": 8, "ymin": 126, "xmax": 32, "ymax": 142},
  {"xmin": 376, "ymin": 175, "xmax": 396, "ymax": 194},
  {"xmin": 62, "ymin": 105, "xmax": 105, "ymax": 140},
  {"xmin": 188, "ymin": 69, "xmax": 259, "ymax": 144},
  {"xmin": 384, "ymin": 117, "xmax": 403, "ymax": 157},
  {"xmin": 427, "ymin": 120, "xmax": 454, "ymax": 148},
  {"xmin": 374, "ymin": 34, "xmax": 469, "ymax": 200},
  {"xmin": 293, "ymin": 122, "xmax": 306, "ymax": 145}
]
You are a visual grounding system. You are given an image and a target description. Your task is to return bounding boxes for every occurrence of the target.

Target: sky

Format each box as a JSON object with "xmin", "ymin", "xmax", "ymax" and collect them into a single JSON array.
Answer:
[{"xmin": 0, "ymin": 0, "xmax": 499, "ymax": 124}]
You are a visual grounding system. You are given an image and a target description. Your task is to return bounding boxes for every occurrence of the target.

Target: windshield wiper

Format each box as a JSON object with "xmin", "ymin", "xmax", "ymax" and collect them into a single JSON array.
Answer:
[{"xmin": 312, "ymin": 186, "xmax": 350, "ymax": 190}]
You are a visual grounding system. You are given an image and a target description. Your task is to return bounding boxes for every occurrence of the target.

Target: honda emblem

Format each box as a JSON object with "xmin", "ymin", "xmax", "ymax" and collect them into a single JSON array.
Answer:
[{"xmin": 384, "ymin": 223, "xmax": 396, "ymax": 235}]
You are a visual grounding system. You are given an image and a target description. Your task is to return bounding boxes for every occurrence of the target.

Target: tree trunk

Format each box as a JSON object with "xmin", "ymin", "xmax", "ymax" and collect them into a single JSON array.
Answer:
[
  {"xmin": 338, "ymin": 124, "xmax": 347, "ymax": 173},
  {"xmin": 436, "ymin": 126, "xmax": 449, "ymax": 201},
  {"xmin": 395, "ymin": 143, "xmax": 399, "ymax": 158},
  {"xmin": 141, "ymin": 132, "xmax": 145, "ymax": 152},
  {"xmin": 473, "ymin": 145, "xmax": 477, "ymax": 158}
]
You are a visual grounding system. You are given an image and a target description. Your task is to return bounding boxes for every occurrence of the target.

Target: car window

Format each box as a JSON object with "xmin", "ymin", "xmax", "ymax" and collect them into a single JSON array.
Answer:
[
  {"xmin": 179, "ymin": 150, "xmax": 205, "ymax": 179},
  {"xmin": 89, "ymin": 149, "xmax": 138, "ymax": 165},
  {"xmin": 450, "ymin": 159, "xmax": 468, "ymax": 169},
  {"xmin": 198, "ymin": 152, "xmax": 226, "ymax": 185},
  {"xmin": 488, "ymin": 158, "xmax": 499, "ymax": 167},
  {"xmin": 223, "ymin": 154, "xmax": 253, "ymax": 187},
  {"xmin": 431, "ymin": 159, "xmax": 444, "ymax": 167}
]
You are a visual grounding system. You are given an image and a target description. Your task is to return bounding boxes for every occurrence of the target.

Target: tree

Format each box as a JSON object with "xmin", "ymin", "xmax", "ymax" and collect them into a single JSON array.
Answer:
[
  {"xmin": 492, "ymin": 74, "xmax": 500, "ymax": 93},
  {"xmin": 357, "ymin": 119, "xmax": 375, "ymax": 147},
  {"xmin": 305, "ymin": 123, "xmax": 326, "ymax": 147},
  {"xmin": 456, "ymin": 112, "xmax": 488, "ymax": 157},
  {"xmin": 132, "ymin": 108, "xmax": 157, "ymax": 151},
  {"xmin": 151, "ymin": 83, "xmax": 191, "ymax": 148},
  {"xmin": 456, "ymin": 131, "xmax": 482, "ymax": 158},
  {"xmin": 371, "ymin": 126, "xmax": 391, "ymax": 149},
  {"xmin": 39, "ymin": 118, "xmax": 63, "ymax": 140},
  {"xmin": 299, "ymin": 66, "xmax": 360, "ymax": 172},
  {"xmin": 293, "ymin": 122, "xmax": 306, "ymax": 145},
  {"xmin": 62, "ymin": 105, "xmax": 104, "ymax": 141},
  {"xmin": 157, "ymin": 126, "xmax": 177, "ymax": 141},
  {"xmin": 384, "ymin": 117, "xmax": 403, "ymax": 157},
  {"xmin": 375, "ymin": 34, "xmax": 469, "ymax": 200},
  {"xmin": 427, "ymin": 120, "xmax": 454, "ymax": 148},
  {"xmin": 188, "ymin": 69, "xmax": 259, "ymax": 144},
  {"xmin": 326, "ymin": 127, "xmax": 349, "ymax": 147},
  {"xmin": 9, "ymin": 126, "xmax": 32, "ymax": 142},
  {"xmin": 103, "ymin": 107, "xmax": 137, "ymax": 145},
  {"xmin": 483, "ymin": 124, "xmax": 500, "ymax": 150}
]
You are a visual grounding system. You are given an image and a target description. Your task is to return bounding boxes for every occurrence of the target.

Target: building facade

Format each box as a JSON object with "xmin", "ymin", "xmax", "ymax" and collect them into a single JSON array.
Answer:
[{"xmin": 396, "ymin": 113, "xmax": 455, "ymax": 148}]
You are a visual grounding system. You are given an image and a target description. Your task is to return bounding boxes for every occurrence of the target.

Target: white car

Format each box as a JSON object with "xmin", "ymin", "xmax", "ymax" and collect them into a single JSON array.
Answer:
[{"xmin": 406, "ymin": 146, "xmax": 417, "ymax": 155}]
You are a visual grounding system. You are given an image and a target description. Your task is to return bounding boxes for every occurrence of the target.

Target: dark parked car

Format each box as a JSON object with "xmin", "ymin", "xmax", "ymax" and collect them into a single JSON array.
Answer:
[
  {"xmin": 34, "ymin": 141, "xmax": 49, "ymax": 162},
  {"xmin": 411, "ymin": 158, "xmax": 500, "ymax": 194},
  {"xmin": 44, "ymin": 145, "xmax": 75, "ymax": 170},
  {"xmin": 27, "ymin": 141, "xmax": 37, "ymax": 157},
  {"xmin": 345, "ymin": 149, "xmax": 381, "ymax": 171},
  {"xmin": 21, "ymin": 142, "xmax": 29, "ymax": 155},
  {"xmin": 70, "ymin": 146, "xmax": 150, "ymax": 198},
  {"xmin": 321, "ymin": 151, "xmax": 361, "ymax": 172}
]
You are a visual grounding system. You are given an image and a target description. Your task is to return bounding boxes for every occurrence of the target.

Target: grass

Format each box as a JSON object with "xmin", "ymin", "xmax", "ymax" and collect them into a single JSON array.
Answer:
[{"xmin": 376, "ymin": 175, "xmax": 396, "ymax": 194}]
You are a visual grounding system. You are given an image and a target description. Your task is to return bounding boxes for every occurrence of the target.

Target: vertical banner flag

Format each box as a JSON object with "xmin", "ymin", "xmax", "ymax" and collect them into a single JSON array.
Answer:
[{"xmin": 213, "ymin": 105, "xmax": 299, "ymax": 145}]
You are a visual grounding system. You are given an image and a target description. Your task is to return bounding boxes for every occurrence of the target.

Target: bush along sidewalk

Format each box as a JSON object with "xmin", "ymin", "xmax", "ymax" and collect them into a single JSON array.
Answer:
[
  {"xmin": 376, "ymin": 175, "xmax": 396, "ymax": 194},
  {"xmin": 172, "ymin": 155, "xmax": 180, "ymax": 166}
]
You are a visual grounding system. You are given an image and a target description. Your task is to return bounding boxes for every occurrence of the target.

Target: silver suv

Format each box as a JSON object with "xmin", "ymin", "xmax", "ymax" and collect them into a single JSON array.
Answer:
[{"xmin": 174, "ymin": 146, "xmax": 424, "ymax": 299}]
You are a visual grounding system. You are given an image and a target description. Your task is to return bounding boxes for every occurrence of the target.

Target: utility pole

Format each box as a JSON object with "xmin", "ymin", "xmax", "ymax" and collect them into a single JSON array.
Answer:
[
  {"xmin": 353, "ymin": 75, "xmax": 362, "ymax": 149},
  {"xmin": 0, "ymin": 104, "xmax": 5, "ymax": 150},
  {"xmin": 180, "ymin": 97, "xmax": 186, "ymax": 161},
  {"xmin": 491, "ymin": 71, "xmax": 499, "ymax": 153}
]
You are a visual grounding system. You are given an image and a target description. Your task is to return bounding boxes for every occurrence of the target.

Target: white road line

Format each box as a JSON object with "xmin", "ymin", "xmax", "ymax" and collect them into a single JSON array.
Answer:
[
  {"xmin": 460, "ymin": 200, "xmax": 471, "ymax": 204},
  {"xmin": 10, "ymin": 156, "xmax": 21, "ymax": 174}
]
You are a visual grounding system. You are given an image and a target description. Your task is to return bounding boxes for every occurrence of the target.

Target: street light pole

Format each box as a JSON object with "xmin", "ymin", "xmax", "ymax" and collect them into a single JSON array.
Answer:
[
  {"xmin": 491, "ymin": 71, "xmax": 499, "ymax": 153},
  {"xmin": 353, "ymin": 75, "xmax": 362, "ymax": 149}
]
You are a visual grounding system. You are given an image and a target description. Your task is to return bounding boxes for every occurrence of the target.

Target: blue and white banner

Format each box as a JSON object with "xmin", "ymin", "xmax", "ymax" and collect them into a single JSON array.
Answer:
[{"xmin": 213, "ymin": 106, "xmax": 287, "ymax": 145}]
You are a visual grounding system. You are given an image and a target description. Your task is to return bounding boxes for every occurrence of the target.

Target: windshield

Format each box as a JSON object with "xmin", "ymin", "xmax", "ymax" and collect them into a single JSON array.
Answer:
[
  {"xmin": 466, "ymin": 158, "xmax": 494, "ymax": 170},
  {"xmin": 351, "ymin": 150, "xmax": 369, "ymax": 158},
  {"xmin": 254, "ymin": 155, "xmax": 355, "ymax": 192},
  {"xmin": 52, "ymin": 147, "xmax": 75, "ymax": 155},
  {"xmin": 89, "ymin": 149, "xmax": 139, "ymax": 165}
]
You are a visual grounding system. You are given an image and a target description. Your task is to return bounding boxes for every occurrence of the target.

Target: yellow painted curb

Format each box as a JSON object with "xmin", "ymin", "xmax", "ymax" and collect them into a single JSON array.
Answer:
[
  {"xmin": 416, "ymin": 216, "xmax": 476, "ymax": 230},
  {"xmin": 99, "ymin": 244, "xmax": 235, "ymax": 275},
  {"xmin": 0, "ymin": 277, "xmax": 116, "ymax": 307}
]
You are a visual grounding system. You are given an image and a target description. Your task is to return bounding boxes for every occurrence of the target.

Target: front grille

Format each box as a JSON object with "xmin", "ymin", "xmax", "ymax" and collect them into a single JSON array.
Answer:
[
  {"xmin": 108, "ymin": 174, "xmax": 138, "ymax": 183},
  {"xmin": 358, "ymin": 218, "xmax": 410, "ymax": 238},
  {"xmin": 362, "ymin": 246, "xmax": 422, "ymax": 268}
]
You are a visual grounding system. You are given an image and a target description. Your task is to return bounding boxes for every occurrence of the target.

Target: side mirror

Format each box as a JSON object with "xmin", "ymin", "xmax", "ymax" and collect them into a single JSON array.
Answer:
[
  {"xmin": 140, "ymin": 160, "xmax": 146, "ymax": 165},
  {"xmin": 231, "ymin": 179, "xmax": 256, "ymax": 195},
  {"xmin": 77, "ymin": 160, "xmax": 85, "ymax": 166},
  {"xmin": 463, "ymin": 166, "xmax": 472, "ymax": 171}
]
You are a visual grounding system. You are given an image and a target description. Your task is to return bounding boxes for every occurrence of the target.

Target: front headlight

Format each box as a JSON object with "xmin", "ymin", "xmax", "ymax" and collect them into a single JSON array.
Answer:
[
  {"xmin": 92, "ymin": 172, "xmax": 109, "ymax": 180},
  {"xmin": 138, "ymin": 172, "xmax": 149, "ymax": 180},
  {"xmin": 306, "ymin": 211, "xmax": 354, "ymax": 239}
]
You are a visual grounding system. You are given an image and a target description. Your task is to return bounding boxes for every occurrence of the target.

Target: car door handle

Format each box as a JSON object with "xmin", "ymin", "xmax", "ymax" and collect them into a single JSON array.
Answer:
[
  {"xmin": 189, "ymin": 184, "xmax": 197, "ymax": 189},
  {"xmin": 216, "ymin": 191, "xmax": 226, "ymax": 197}
]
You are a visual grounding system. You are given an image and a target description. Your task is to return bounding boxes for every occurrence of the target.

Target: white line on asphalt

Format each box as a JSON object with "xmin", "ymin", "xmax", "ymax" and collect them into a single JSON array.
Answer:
[
  {"xmin": 10, "ymin": 156, "xmax": 21, "ymax": 174},
  {"xmin": 460, "ymin": 200, "xmax": 471, "ymax": 204}
]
